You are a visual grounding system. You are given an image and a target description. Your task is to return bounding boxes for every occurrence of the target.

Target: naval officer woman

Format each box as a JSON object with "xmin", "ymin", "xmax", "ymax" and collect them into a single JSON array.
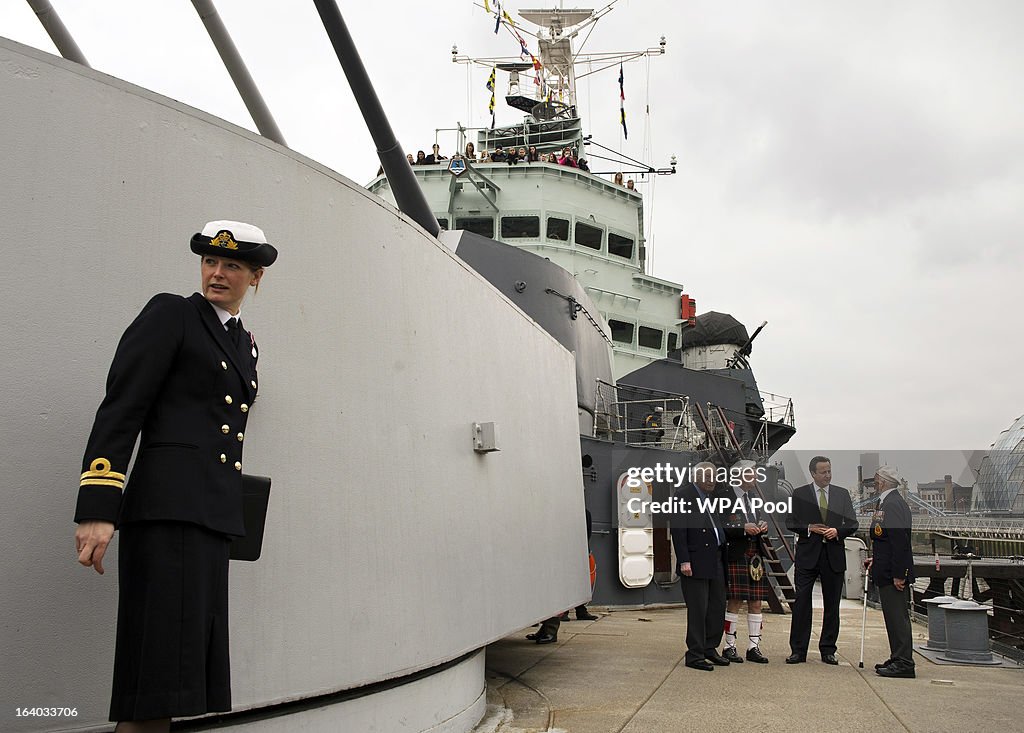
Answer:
[{"xmin": 73, "ymin": 221, "xmax": 277, "ymax": 732}]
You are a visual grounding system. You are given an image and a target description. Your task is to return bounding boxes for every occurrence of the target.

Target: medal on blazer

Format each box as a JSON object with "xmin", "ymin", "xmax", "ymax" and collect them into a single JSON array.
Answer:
[
  {"xmin": 873, "ymin": 523, "xmax": 883, "ymax": 536},
  {"xmin": 749, "ymin": 554, "xmax": 764, "ymax": 581}
]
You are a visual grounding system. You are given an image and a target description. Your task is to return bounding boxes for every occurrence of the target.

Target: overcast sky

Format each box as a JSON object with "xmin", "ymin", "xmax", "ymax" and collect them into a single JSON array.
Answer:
[{"xmin": 4, "ymin": 0, "xmax": 1022, "ymax": 455}]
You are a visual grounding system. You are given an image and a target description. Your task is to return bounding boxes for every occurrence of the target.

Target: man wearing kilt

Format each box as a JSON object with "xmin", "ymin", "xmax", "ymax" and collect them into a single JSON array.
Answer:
[{"xmin": 721, "ymin": 460, "xmax": 770, "ymax": 663}]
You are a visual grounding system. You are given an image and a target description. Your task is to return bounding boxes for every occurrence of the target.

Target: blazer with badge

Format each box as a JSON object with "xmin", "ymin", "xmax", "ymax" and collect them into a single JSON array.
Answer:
[
  {"xmin": 870, "ymin": 490, "xmax": 915, "ymax": 587},
  {"xmin": 786, "ymin": 483, "xmax": 858, "ymax": 572},
  {"xmin": 74, "ymin": 292, "xmax": 258, "ymax": 537},
  {"xmin": 670, "ymin": 484, "xmax": 727, "ymax": 579}
]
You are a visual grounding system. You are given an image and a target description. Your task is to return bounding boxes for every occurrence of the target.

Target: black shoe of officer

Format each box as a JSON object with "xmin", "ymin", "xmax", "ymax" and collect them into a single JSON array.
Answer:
[
  {"xmin": 576, "ymin": 610, "xmax": 599, "ymax": 621},
  {"xmin": 874, "ymin": 658, "xmax": 893, "ymax": 671}
]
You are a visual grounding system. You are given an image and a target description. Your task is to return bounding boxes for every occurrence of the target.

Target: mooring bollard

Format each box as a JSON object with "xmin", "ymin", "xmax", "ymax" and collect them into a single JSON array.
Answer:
[
  {"xmin": 938, "ymin": 600, "xmax": 1000, "ymax": 665},
  {"xmin": 921, "ymin": 595, "xmax": 958, "ymax": 651}
]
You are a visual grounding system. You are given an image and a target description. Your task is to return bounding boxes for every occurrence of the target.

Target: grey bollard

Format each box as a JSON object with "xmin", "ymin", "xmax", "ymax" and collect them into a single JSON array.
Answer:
[
  {"xmin": 921, "ymin": 595, "xmax": 958, "ymax": 651},
  {"xmin": 938, "ymin": 601, "xmax": 1000, "ymax": 665}
]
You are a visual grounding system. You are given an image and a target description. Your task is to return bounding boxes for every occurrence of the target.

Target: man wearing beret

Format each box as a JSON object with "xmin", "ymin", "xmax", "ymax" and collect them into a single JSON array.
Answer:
[
  {"xmin": 74, "ymin": 221, "xmax": 277, "ymax": 732},
  {"xmin": 867, "ymin": 466, "xmax": 916, "ymax": 678}
]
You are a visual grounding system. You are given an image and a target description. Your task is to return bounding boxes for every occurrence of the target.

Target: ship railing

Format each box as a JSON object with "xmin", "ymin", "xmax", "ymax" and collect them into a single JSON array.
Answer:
[
  {"xmin": 856, "ymin": 515, "xmax": 1024, "ymax": 538},
  {"xmin": 700, "ymin": 395, "xmax": 794, "ymax": 458},
  {"xmin": 759, "ymin": 390, "xmax": 795, "ymax": 428},
  {"xmin": 593, "ymin": 380, "xmax": 706, "ymax": 451}
]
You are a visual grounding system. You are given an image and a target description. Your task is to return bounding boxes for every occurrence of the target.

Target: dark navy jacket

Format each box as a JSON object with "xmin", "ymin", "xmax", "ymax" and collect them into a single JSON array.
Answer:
[
  {"xmin": 870, "ymin": 490, "xmax": 915, "ymax": 586},
  {"xmin": 670, "ymin": 483, "xmax": 727, "ymax": 580},
  {"xmin": 74, "ymin": 293, "xmax": 258, "ymax": 536}
]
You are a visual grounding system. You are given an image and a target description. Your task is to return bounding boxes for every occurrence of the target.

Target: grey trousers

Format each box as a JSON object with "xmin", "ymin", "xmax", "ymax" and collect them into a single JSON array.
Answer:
[{"xmin": 878, "ymin": 582, "xmax": 914, "ymax": 666}]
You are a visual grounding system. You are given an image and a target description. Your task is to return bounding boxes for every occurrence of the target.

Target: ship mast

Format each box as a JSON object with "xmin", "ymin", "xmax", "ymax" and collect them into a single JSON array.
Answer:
[{"xmin": 452, "ymin": 5, "xmax": 665, "ymax": 160}]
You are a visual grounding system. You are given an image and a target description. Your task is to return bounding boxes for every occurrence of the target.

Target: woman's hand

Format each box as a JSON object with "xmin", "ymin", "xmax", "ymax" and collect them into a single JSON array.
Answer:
[{"xmin": 75, "ymin": 520, "xmax": 115, "ymax": 574}]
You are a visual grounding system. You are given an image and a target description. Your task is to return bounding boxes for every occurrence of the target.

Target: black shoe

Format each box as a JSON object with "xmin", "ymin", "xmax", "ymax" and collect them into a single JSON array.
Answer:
[
  {"xmin": 746, "ymin": 647, "xmax": 769, "ymax": 664},
  {"xmin": 785, "ymin": 653, "xmax": 806, "ymax": 664},
  {"xmin": 705, "ymin": 650, "xmax": 731, "ymax": 666},
  {"xmin": 876, "ymin": 662, "xmax": 915, "ymax": 679},
  {"xmin": 576, "ymin": 611, "xmax": 599, "ymax": 621},
  {"xmin": 526, "ymin": 632, "xmax": 538, "ymax": 640},
  {"xmin": 874, "ymin": 658, "xmax": 893, "ymax": 671},
  {"xmin": 821, "ymin": 654, "xmax": 839, "ymax": 665},
  {"xmin": 722, "ymin": 647, "xmax": 744, "ymax": 663},
  {"xmin": 534, "ymin": 633, "xmax": 558, "ymax": 644},
  {"xmin": 685, "ymin": 659, "xmax": 715, "ymax": 671},
  {"xmin": 559, "ymin": 611, "xmax": 571, "ymax": 622}
]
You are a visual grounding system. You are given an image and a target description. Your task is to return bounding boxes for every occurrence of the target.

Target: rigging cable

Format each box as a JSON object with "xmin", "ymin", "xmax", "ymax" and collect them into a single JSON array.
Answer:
[
  {"xmin": 586, "ymin": 139, "xmax": 651, "ymax": 170},
  {"xmin": 466, "ymin": 58, "xmax": 472, "ymax": 132},
  {"xmin": 643, "ymin": 51, "xmax": 654, "ymax": 271}
]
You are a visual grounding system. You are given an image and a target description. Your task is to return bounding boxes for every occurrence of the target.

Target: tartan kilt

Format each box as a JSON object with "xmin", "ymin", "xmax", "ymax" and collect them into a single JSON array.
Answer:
[{"xmin": 725, "ymin": 547, "xmax": 769, "ymax": 601}]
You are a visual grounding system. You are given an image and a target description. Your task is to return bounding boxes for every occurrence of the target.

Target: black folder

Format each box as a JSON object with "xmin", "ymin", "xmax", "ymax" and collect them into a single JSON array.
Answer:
[{"xmin": 230, "ymin": 474, "xmax": 271, "ymax": 561}]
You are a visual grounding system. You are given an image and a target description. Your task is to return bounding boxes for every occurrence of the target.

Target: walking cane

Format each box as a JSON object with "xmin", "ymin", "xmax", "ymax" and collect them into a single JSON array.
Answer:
[{"xmin": 858, "ymin": 557, "xmax": 870, "ymax": 668}]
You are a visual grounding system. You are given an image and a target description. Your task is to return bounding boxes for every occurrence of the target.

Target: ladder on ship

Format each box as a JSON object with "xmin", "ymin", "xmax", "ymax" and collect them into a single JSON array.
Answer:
[{"xmin": 692, "ymin": 402, "xmax": 797, "ymax": 614}]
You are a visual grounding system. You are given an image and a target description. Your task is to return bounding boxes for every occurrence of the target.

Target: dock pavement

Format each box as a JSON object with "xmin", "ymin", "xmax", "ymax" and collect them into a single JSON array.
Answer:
[{"xmin": 474, "ymin": 595, "xmax": 1023, "ymax": 733}]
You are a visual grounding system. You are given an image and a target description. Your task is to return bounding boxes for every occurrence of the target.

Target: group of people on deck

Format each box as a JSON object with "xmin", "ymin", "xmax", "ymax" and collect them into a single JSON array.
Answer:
[
  {"xmin": 399, "ymin": 142, "xmax": 651, "ymax": 186},
  {"xmin": 667, "ymin": 456, "xmax": 915, "ymax": 677}
]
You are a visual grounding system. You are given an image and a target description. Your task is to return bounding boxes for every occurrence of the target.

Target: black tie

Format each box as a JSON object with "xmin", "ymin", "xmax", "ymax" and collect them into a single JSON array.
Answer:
[{"xmin": 226, "ymin": 317, "xmax": 241, "ymax": 348}]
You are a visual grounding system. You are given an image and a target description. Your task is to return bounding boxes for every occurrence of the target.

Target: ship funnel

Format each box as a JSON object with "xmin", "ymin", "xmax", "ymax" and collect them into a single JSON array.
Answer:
[{"xmin": 313, "ymin": 0, "xmax": 440, "ymax": 237}]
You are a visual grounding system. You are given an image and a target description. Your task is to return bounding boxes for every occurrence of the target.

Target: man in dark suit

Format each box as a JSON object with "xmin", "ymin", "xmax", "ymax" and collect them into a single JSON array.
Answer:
[
  {"xmin": 74, "ymin": 221, "xmax": 277, "ymax": 732},
  {"xmin": 785, "ymin": 455, "xmax": 858, "ymax": 664},
  {"xmin": 867, "ymin": 466, "xmax": 916, "ymax": 678},
  {"xmin": 671, "ymin": 461, "xmax": 730, "ymax": 671}
]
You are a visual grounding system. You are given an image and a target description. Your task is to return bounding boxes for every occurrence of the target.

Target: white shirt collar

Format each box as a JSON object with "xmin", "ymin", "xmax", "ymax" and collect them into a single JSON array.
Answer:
[
  {"xmin": 813, "ymin": 483, "xmax": 830, "ymax": 495},
  {"xmin": 209, "ymin": 302, "xmax": 241, "ymax": 329}
]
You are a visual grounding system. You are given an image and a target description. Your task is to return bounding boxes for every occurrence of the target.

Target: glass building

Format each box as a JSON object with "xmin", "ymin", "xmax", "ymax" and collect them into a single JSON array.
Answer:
[{"xmin": 972, "ymin": 414, "xmax": 1024, "ymax": 514}]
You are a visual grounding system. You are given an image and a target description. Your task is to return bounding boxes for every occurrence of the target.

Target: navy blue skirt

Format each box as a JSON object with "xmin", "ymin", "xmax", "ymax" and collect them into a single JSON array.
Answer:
[{"xmin": 110, "ymin": 522, "xmax": 231, "ymax": 722}]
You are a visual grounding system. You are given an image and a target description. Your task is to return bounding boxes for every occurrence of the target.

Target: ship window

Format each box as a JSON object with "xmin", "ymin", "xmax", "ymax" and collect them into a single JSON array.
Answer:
[
  {"xmin": 608, "ymin": 232, "xmax": 634, "ymax": 259},
  {"xmin": 575, "ymin": 222, "xmax": 602, "ymax": 250},
  {"xmin": 639, "ymin": 326, "xmax": 663, "ymax": 350},
  {"xmin": 436, "ymin": 218, "xmax": 449, "ymax": 230},
  {"xmin": 501, "ymin": 216, "xmax": 540, "ymax": 239},
  {"xmin": 608, "ymin": 319, "xmax": 634, "ymax": 345},
  {"xmin": 546, "ymin": 216, "xmax": 570, "ymax": 241},
  {"xmin": 667, "ymin": 332, "xmax": 679, "ymax": 353},
  {"xmin": 455, "ymin": 217, "xmax": 494, "ymax": 238}
]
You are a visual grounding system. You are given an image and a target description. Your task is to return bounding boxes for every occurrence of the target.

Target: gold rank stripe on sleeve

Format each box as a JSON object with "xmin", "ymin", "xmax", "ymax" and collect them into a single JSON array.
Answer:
[{"xmin": 80, "ymin": 458, "xmax": 126, "ymax": 490}]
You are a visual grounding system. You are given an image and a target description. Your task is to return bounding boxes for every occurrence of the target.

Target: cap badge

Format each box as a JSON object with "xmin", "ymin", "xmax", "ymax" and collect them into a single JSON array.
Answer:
[{"xmin": 211, "ymin": 230, "xmax": 239, "ymax": 250}]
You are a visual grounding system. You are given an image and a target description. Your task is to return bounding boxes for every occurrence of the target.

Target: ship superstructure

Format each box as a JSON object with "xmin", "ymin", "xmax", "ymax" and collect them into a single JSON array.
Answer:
[{"xmin": 369, "ymin": 6, "xmax": 684, "ymax": 380}]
